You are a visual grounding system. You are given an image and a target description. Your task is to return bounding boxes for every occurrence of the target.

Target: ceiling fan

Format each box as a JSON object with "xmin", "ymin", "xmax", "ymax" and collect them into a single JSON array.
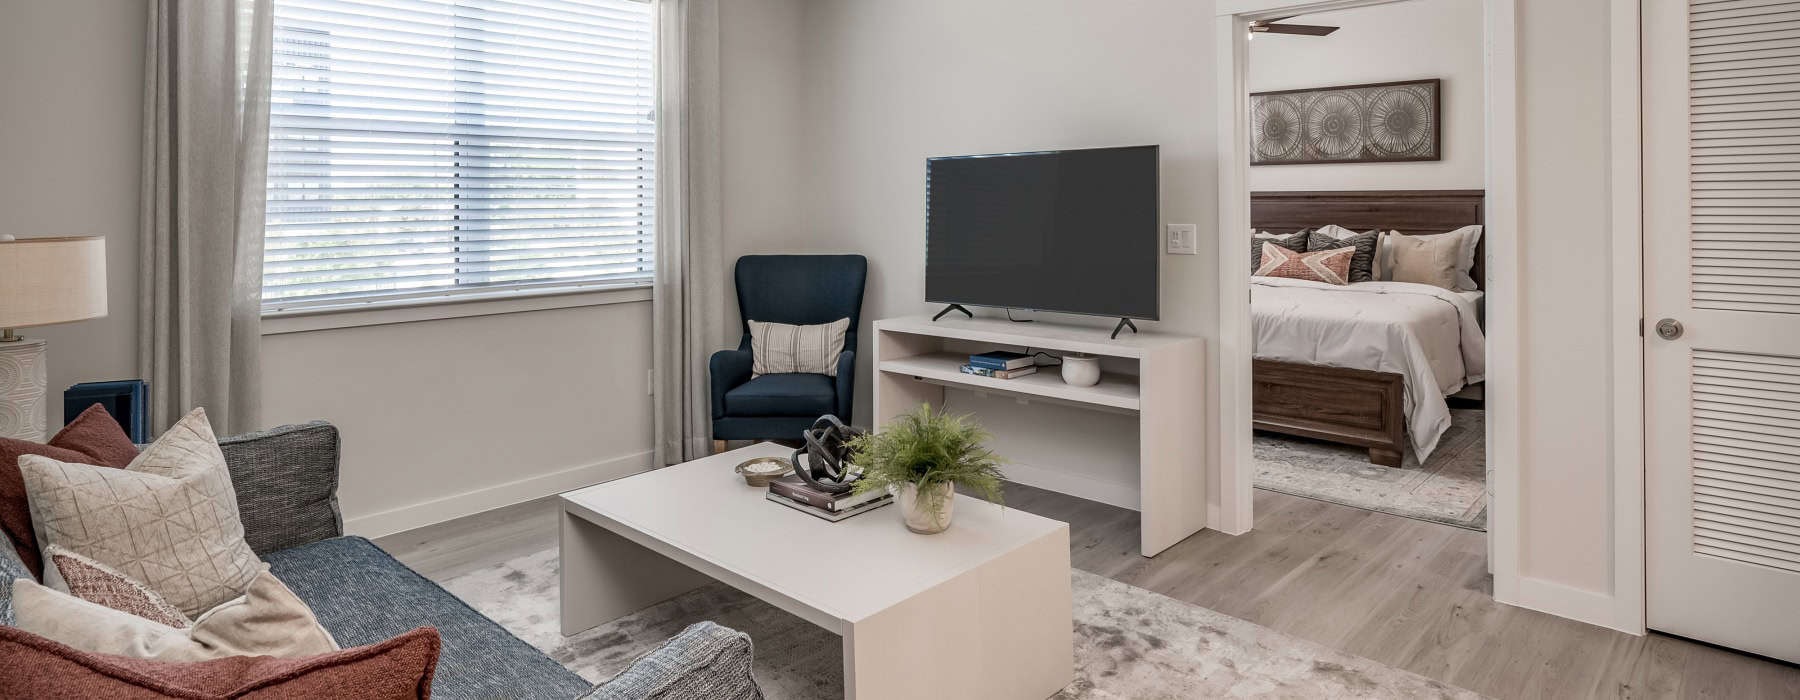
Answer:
[{"xmin": 1249, "ymin": 16, "xmax": 1340, "ymax": 37}]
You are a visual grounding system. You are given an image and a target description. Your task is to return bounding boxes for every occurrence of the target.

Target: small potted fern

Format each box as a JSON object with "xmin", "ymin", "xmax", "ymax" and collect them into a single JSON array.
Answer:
[{"xmin": 848, "ymin": 405, "xmax": 1005, "ymax": 534}]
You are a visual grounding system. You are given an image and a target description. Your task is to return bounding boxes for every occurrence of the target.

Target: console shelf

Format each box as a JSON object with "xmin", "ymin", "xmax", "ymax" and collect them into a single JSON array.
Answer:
[
  {"xmin": 872, "ymin": 315, "xmax": 1207, "ymax": 557},
  {"xmin": 878, "ymin": 351, "xmax": 1141, "ymax": 413}
]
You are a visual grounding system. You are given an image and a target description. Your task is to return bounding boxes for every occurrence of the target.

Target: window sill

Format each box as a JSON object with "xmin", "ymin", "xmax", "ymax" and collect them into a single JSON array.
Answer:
[{"xmin": 261, "ymin": 284, "xmax": 653, "ymax": 335}]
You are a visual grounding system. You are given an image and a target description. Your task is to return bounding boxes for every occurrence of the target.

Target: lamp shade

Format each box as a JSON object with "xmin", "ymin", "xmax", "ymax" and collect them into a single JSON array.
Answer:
[{"xmin": 0, "ymin": 236, "xmax": 108, "ymax": 329}]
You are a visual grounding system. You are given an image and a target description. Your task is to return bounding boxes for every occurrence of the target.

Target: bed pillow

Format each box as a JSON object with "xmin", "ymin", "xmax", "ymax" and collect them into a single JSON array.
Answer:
[
  {"xmin": 1307, "ymin": 226, "xmax": 1380, "ymax": 283},
  {"xmin": 1382, "ymin": 225, "xmax": 1482, "ymax": 290},
  {"xmin": 1254, "ymin": 243, "xmax": 1354, "ymax": 285},
  {"xmin": 1381, "ymin": 231, "xmax": 1464, "ymax": 290},
  {"xmin": 1250, "ymin": 230, "xmax": 1308, "ymax": 273},
  {"xmin": 749, "ymin": 318, "xmax": 850, "ymax": 377},
  {"xmin": 0, "ymin": 404, "xmax": 140, "ymax": 579}
]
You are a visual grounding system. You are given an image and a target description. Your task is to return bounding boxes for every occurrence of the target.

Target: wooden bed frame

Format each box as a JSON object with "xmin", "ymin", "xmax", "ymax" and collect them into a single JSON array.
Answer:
[{"xmin": 1250, "ymin": 189, "xmax": 1485, "ymax": 467}]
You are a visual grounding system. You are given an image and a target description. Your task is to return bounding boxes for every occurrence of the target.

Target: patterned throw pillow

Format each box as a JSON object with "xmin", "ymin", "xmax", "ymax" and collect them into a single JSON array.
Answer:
[
  {"xmin": 21, "ymin": 408, "xmax": 262, "ymax": 618},
  {"xmin": 0, "ymin": 403, "xmax": 140, "ymax": 579},
  {"xmin": 1254, "ymin": 243, "xmax": 1355, "ymax": 286},
  {"xmin": 1308, "ymin": 227, "xmax": 1381, "ymax": 283},
  {"xmin": 1250, "ymin": 230, "xmax": 1308, "ymax": 273},
  {"xmin": 43, "ymin": 545, "xmax": 191, "ymax": 629},
  {"xmin": 749, "ymin": 318, "xmax": 850, "ymax": 377}
]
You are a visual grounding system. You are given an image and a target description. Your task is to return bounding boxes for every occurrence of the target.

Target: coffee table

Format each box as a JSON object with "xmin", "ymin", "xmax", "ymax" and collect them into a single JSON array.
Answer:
[{"xmin": 559, "ymin": 443, "xmax": 1073, "ymax": 700}]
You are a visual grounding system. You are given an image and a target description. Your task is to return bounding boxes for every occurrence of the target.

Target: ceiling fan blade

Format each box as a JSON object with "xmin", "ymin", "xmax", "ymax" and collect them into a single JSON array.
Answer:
[{"xmin": 1261, "ymin": 23, "xmax": 1339, "ymax": 36}]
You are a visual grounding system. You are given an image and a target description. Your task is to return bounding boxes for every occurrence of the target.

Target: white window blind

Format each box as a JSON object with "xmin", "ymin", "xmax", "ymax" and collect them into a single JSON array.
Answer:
[{"xmin": 264, "ymin": 0, "xmax": 656, "ymax": 311}]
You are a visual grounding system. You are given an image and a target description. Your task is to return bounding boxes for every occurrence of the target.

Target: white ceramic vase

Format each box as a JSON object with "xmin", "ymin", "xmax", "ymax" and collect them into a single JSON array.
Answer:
[
  {"xmin": 896, "ymin": 482, "xmax": 956, "ymax": 534},
  {"xmin": 1061, "ymin": 354, "xmax": 1101, "ymax": 387}
]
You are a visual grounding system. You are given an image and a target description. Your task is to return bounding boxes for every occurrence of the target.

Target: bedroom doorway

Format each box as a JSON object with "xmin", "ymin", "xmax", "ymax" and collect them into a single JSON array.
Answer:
[{"xmin": 1212, "ymin": 0, "xmax": 1521, "ymax": 588}]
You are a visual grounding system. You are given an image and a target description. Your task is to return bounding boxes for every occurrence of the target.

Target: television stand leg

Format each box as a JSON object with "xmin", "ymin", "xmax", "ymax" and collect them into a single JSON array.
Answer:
[
  {"xmin": 1110, "ymin": 317, "xmax": 1138, "ymax": 340},
  {"xmin": 932, "ymin": 304, "xmax": 972, "ymax": 322}
]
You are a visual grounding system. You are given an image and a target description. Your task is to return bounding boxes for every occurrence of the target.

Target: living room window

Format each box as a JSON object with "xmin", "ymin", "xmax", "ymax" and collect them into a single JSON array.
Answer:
[{"xmin": 262, "ymin": 0, "xmax": 656, "ymax": 312}]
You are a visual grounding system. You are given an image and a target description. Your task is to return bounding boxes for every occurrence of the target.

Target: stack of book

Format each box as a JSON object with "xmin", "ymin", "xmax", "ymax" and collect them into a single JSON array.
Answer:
[
  {"xmin": 766, "ymin": 475, "xmax": 892, "ymax": 522},
  {"xmin": 960, "ymin": 350, "xmax": 1037, "ymax": 379}
]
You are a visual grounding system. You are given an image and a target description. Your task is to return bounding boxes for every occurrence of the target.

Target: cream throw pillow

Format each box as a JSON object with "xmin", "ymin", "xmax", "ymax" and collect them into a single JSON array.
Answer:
[
  {"xmin": 21, "ymin": 408, "xmax": 261, "ymax": 617},
  {"xmin": 1381, "ymin": 228, "xmax": 1481, "ymax": 291},
  {"xmin": 13, "ymin": 567, "xmax": 339, "ymax": 662},
  {"xmin": 749, "ymin": 318, "xmax": 850, "ymax": 377}
]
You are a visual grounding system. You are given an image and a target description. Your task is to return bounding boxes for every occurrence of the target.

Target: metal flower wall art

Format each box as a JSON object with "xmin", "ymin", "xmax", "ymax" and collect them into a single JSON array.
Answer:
[{"xmin": 1251, "ymin": 79, "xmax": 1440, "ymax": 165}]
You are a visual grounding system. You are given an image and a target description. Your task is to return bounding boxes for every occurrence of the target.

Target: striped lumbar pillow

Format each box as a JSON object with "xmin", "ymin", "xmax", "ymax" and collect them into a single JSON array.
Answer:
[{"xmin": 749, "ymin": 318, "xmax": 850, "ymax": 377}]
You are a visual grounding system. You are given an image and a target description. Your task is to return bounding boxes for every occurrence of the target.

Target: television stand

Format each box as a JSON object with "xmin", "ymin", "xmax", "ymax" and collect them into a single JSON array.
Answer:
[
  {"xmin": 931, "ymin": 303, "xmax": 973, "ymax": 322},
  {"xmin": 1110, "ymin": 317, "xmax": 1138, "ymax": 340},
  {"xmin": 872, "ymin": 315, "xmax": 1207, "ymax": 556}
]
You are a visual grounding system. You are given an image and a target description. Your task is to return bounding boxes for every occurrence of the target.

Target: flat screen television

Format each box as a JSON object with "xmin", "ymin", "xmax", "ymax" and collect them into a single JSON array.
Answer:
[{"xmin": 925, "ymin": 145, "xmax": 1160, "ymax": 321}]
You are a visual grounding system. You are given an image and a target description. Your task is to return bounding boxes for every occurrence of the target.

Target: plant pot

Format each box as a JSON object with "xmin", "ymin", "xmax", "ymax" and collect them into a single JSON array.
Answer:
[
  {"xmin": 1061, "ymin": 354, "xmax": 1101, "ymax": 387},
  {"xmin": 896, "ymin": 482, "xmax": 956, "ymax": 534}
]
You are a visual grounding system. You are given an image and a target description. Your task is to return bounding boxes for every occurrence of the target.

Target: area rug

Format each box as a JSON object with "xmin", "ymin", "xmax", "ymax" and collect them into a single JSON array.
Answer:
[
  {"xmin": 1255, "ymin": 408, "xmax": 1487, "ymax": 530},
  {"xmin": 440, "ymin": 548, "xmax": 1479, "ymax": 699}
]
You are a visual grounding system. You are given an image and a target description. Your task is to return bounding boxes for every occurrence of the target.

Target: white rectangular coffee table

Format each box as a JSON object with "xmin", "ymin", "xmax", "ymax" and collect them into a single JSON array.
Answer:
[{"xmin": 559, "ymin": 443, "xmax": 1073, "ymax": 700}]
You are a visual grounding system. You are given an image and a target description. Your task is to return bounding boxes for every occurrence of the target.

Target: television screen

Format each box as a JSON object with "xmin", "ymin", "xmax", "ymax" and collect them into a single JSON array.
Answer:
[{"xmin": 926, "ymin": 145, "xmax": 1159, "ymax": 320}]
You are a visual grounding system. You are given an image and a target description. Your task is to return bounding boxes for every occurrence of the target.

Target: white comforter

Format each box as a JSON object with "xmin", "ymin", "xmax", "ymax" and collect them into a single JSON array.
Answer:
[{"xmin": 1251, "ymin": 277, "xmax": 1486, "ymax": 460}]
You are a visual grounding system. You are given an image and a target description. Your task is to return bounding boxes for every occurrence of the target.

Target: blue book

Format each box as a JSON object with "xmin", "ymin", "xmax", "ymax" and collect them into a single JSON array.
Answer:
[{"xmin": 968, "ymin": 350, "xmax": 1033, "ymax": 370}]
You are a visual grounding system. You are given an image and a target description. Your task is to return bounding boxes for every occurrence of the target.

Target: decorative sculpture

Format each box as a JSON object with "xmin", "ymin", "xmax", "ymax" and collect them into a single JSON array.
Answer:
[{"xmin": 791, "ymin": 415, "xmax": 866, "ymax": 494}]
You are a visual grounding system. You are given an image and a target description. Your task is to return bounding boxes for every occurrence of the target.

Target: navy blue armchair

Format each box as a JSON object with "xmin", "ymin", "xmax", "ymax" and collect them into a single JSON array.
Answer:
[{"xmin": 711, "ymin": 255, "xmax": 868, "ymax": 446}]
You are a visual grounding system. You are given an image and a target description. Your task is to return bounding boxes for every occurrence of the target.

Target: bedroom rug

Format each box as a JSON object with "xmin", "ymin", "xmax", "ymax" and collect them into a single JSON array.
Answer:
[
  {"xmin": 440, "ymin": 547, "xmax": 1479, "ymax": 699},
  {"xmin": 1254, "ymin": 408, "xmax": 1487, "ymax": 530}
]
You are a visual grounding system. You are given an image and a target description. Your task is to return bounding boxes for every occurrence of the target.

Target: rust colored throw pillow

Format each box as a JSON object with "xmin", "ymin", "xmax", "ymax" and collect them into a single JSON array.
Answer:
[
  {"xmin": 0, "ymin": 625, "xmax": 439, "ymax": 700},
  {"xmin": 1254, "ymin": 243, "xmax": 1355, "ymax": 286},
  {"xmin": 0, "ymin": 404, "xmax": 139, "ymax": 578}
]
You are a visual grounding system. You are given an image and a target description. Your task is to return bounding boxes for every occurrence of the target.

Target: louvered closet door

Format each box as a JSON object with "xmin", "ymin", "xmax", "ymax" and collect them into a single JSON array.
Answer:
[{"xmin": 1644, "ymin": 0, "xmax": 1800, "ymax": 663}]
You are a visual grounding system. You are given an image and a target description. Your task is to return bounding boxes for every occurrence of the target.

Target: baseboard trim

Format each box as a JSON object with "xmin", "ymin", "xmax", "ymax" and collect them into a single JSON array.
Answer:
[
  {"xmin": 1508, "ymin": 575, "xmax": 1638, "ymax": 634},
  {"xmin": 1003, "ymin": 461, "xmax": 1139, "ymax": 512},
  {"xmin": 344, "ymin": 450, "xmax": 655, "ymax": 538}
]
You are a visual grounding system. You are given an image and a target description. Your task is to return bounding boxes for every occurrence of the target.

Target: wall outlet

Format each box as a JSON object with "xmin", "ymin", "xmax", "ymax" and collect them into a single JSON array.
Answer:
[{"xmin": 1166, "ymin": 223, "xmax": 1198, "ymax": 255}]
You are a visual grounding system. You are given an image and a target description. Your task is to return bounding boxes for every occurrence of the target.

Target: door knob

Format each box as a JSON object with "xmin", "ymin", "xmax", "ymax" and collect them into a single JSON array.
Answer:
[{"xmin": 1655, "ymin": 318, "xmax": 1684, "ymax": 340}]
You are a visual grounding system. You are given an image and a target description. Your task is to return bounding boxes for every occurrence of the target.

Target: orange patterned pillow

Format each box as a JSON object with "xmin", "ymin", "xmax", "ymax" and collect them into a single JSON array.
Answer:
[
  {"xmin": 45, "ymin": 545, "xmax": 191, "ymax": 629},
  {"xmin": 1254, "ymin": 243, "xmax": 1354, "ymax": 285}
]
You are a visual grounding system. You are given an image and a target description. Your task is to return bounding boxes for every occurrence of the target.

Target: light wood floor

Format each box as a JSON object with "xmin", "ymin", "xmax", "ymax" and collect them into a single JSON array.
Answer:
[{"xmin": 375, "ymin": 483, "xmax": 1799, "ymax": 700}]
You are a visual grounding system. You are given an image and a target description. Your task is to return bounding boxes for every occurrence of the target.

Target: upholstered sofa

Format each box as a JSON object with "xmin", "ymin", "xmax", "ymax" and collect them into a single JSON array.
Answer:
[{"xmin": 0, "ymin": 421, "xmax": 763, "ymax": 699}]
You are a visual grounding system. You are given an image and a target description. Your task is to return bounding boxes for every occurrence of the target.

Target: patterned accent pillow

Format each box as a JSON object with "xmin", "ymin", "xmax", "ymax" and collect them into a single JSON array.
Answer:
[
  {"xmin": 0, "ymin": 403, "xmax": 140, "ymax": 579},
  {"xmin": 1250, "ymin": 230, "xmax": 1308, "ymax": 273},
  {"xmin": 1308, "ymin": 226, "xmax": 1381, "ymax": 283},
  {"xmin": 1255, "ymin": 243, "xmax": 1354, "ymax": 286},
  {"xmin": 44, "ymin": 545, "xmax": 191, "ymax": 629},
  {"xmin": 749, "ymin": 318, "xmax": 850, "ymax": 377},
  {"xmin": 21, "ymin": 408, "xmax": 262, "ymax": 618}
]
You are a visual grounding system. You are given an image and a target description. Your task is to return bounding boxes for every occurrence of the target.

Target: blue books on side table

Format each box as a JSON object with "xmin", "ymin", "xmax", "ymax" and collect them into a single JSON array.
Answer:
[
  {"xmin": 65, "ymin": 380, "xmax": 150, "ymax": 443},
  {"xmin": 968, "ymin": 350, "xmax": 1033, "ymax": 371}
]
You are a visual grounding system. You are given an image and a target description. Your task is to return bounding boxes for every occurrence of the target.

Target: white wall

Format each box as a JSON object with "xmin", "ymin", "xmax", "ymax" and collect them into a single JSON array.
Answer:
[
  {"xmin": 0, "ymin": 0, "xmax": 145, "ymax": 426},
  {"xmin": 1247, "ymin": 0, "xmax": 1485, "ymax": 191},
  {"xmin": 260, "ymin": 302, "xmax": 654, "ymax": 536},
  {"xmin": 774, "ymin": 0, "xmax": 1218, "ymax": 501}
]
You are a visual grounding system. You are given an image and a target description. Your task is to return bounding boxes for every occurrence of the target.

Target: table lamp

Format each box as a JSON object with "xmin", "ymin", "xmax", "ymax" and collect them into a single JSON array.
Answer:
[{"xmin": 0, "ymin": 236, "xmax": 108, "ymax": 441}]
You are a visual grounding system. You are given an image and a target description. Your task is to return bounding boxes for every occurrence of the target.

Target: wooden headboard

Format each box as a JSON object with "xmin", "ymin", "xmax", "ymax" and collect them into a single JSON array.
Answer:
[{"xmin": 1251, "ymin": 189, "xmax": 1486, "ymax": 288}]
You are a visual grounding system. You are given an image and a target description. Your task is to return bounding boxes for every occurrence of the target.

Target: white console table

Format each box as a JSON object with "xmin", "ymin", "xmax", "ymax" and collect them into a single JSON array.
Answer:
[{"xmin": 872, "ymin": 315, "xmax": 1206, "ymax": 556}]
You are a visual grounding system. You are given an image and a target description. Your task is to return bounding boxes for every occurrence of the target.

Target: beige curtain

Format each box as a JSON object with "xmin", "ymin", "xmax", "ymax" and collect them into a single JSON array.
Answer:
[
  {"xmin": 652, "ymin": 0, "xmax": 725, "ymax": 466},
  {"xmin": 138, "ymin": 0, "xmax": 273, "ymax": 435}
]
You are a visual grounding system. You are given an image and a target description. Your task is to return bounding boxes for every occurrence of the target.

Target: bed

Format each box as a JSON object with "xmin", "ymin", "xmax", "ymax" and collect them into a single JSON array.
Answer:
[{"xmin": 1249, "ymin": 190, "xmax": 1486, "ymax": 467}]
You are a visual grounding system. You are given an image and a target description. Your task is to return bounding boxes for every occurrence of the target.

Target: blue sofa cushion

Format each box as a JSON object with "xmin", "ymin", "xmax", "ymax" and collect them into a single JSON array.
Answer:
[
  {"xmin": 724, "ymin": 374, "xmax": 835, "ymax": 418},
  {"xmin": 264, "ymin": 536, "xmax": 591, "ymax": 700}
]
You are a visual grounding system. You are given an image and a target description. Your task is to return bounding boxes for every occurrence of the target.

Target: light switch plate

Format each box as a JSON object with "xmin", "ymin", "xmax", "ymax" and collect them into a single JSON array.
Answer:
[{"xmin": 1166, "ymin": 224, "xmax": 1198, "ymax": 255}]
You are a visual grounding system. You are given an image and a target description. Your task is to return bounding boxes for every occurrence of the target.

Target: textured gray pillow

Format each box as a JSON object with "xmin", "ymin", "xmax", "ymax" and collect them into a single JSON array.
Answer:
[
  {"xmin": 749, "ymin": 318, "xmax": 849, "ymax": 377},
  {"xmin": 219, "ymin": 421, "xmax": 342, "ymax": 556},
  {"xmin": 1308, "ymin": 227, "xmax": 1380, "ymax": 283},
  {"xmin": 1250, "ymin": 230, "xmax": 1309, "ymax": 273},
  {"xmin": 584, "ymin": 621, "xmax": 763, "ymax": 700}
]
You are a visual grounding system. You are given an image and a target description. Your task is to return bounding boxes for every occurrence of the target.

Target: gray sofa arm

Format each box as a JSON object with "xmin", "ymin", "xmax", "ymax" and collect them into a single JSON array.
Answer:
[
  {"xmin": 582, "ymin": 621, "xmax": 763, "ymax": 700},
  {"xmin": 220, "ymin": 421, "xmax": 344, "ymax": 556}
]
